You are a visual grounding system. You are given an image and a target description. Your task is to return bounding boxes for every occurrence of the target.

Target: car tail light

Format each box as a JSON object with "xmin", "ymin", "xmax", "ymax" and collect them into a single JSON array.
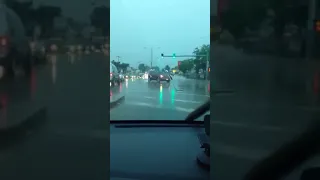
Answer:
[
  {"xmin": 0, "ymin": 37, "xmax": 7, "ymax": 46},
  {"xmin": 0, "ymin": 36, "xmax": 9, "ymax": 58},
  {"xmin": 110, "ymin": 73, "xmax": 113, "ymax": 77}
]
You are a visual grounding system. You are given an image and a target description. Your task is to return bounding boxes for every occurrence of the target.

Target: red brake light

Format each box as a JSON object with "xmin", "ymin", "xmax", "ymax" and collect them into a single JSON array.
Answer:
[{"xmin": 0, "ymin": 37, "xmax": 8, "ymax": 46}]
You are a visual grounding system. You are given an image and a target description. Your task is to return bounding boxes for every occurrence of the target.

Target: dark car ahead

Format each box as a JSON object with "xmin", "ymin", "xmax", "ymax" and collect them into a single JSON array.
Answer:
[
  {"xmin": 148, "ymin": 69, "xmax": 160, "ymax": 82},
  {"xmin": 148, "ymin": 70, "xmax": 171, "ymax": 83},
  {"xmin": 0, "ymin": 4, "xmax": 32, "ymax": 77},
  {"xmin": 159, "ymin": 72, "xmax": 171, "ymax": 83}
]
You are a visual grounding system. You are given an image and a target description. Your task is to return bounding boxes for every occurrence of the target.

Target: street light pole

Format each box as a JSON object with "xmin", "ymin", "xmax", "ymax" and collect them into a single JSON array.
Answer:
[
  {"xmin": 144, "ymin": 47, "xmax": 160, "ymax": 68},
  {"xmin": 150, "ymin": 48, "xmax": 153, "ymax": 68}
]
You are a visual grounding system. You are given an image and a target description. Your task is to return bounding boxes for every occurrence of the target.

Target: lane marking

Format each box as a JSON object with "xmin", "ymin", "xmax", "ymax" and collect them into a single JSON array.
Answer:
[
  {"xmin": 124, "ymin": 101, "xmax": 195, "ymax": 113},
  {"xmin": 143, "ymin": 96, "xmax": 203, "ymax": 104},
  {"xmin": 122, "ymin": 90, "xmax": 209, "ymax": 97},
  {"xmin": 175, "ymin": 92, "xmax": 209, "ymax": 97},
  {"xmin": 175, "ymin": 107, "xmax": 194, "ymax": 113}
]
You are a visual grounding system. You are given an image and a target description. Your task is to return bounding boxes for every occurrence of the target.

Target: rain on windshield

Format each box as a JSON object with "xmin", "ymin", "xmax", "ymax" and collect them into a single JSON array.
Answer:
[{"xmin": 110, "ymin": 0, "xmax": 210, "ymax": 121}]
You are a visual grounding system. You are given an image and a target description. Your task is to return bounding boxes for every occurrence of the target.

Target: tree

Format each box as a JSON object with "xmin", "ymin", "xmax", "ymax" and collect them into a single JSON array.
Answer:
[
  {"xmin": 33, "ymin": 6, "xmax": 62, "ymax": 38},
  {"xmin": 138, "ymin": 63, "xmax": 146, "ymax": 72},
  {"xmin": 145, "ymin": 65, "xmax": 150, "ymax": 71},
  {"xmin": 112, "ymin": 60, "xmax": 129, "ymax": 73},
  {"xmin": 5, "ymin": 0, "xmax": 35, "ymax": 36},
  {"xmin": 119, "ymin": 63, "xmax": 129, "ymax": 73},
  {"xmin": 221, "ymin": 0, "xmax": 308, "ymax": 55},
  {"xmin": 90, "ymin": 5, "xmax": 109, "ymax": 36},
  {"xmin": 164, "ymin": 65, "xmax": 170, "ymax": 72},
  {"xmin": 193, "ymin": 44, "xmax": 209, "ymax": 73},
  {"xmin": 220, "ymin": 0, "xmax": 267, "ymax": 39},
  {"xmin": 179, "ymin": 59, "xmax": 194, "ymax": 73},
  {"xmin": 151, "ymin": 66, "xmax": 160, "ymax": 72}
]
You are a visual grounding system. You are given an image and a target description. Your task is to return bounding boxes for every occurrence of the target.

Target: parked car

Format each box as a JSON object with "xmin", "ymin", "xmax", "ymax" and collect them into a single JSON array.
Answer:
[
  {"xmin": 0, "ymin": 4, "xmax": 32, "ymax": 77},
  {"xmin": 110, "ymin": 63, "xmax": 121, "ymax": 86}
]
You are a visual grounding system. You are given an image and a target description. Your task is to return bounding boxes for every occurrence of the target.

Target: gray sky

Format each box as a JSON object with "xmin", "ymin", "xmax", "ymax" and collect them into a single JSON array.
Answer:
[{"xmin": 110, "ymin": 0, "xmax": 210, "ymax": 69}]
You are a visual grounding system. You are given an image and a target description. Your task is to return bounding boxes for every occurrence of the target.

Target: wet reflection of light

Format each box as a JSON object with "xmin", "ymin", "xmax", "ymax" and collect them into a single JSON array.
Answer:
[
  {"xmin": 50, "ymin": 55, "xmax": 57, "ymax": 84},
  {"xmin": 314, "ymin": 72, "xmax": 319, "ymax": 94},
  {"xmin": 171, "ymin": 88, "xmax": 175, "ymax": 105},
  {"xmin": 119, "ymin": 82, "xmax": 122, "ymax": 92},
  {"xmin": 69, "ymin": 54, "xmax": 75, "ymax": 64},
  {"xmin": 207, "ymin": 81, "xmax": 210, "ymax": 93},
  {"xmin": 30, "ymin": 68, "xmax": 36, "ymax": 99},
  {"xmin": 159, "ymin": 84, "xmax": 163, "ymax": 105},
  {"xmin": 125, "ymin": 80, "xmax": 128, "ymax": 88},
  {"xmin": 0, "ymin": 94, "xmax": 8, "ymax": 127},
  {"xmin": 0, "ymin": 66, "xmax": 4, "ymax": 79}
]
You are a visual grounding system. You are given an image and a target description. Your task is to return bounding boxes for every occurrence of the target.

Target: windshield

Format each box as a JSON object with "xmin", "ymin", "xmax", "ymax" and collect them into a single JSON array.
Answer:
[
  {"xmin": 211, "ymin": 0, "xmax": 318, "ymax": 179},
  {"xmin": 110, "ymin": 0, "xmax": 210, "ymax": 121}
]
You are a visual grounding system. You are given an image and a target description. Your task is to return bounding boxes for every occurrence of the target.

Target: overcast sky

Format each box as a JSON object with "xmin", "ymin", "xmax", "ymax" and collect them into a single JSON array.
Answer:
[{"xmin": 110, "ymin": 0, "xmax": 210, "ymax": 69}]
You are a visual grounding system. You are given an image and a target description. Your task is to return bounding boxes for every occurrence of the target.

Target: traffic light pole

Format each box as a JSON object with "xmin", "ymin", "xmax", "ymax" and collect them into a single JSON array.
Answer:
[
  {"xmin": 150, "ymin": 48, "xmax": 153, "ymax": 68},
  {"xmin": 161, "ymin": 53, "xmax": 210, "ymax": 79}
]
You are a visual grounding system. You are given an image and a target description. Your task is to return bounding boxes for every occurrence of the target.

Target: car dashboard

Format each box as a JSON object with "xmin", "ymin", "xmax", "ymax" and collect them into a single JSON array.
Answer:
[{"xmin": 110, "ymin": 121, "xmax": 209, "ymax": 180}]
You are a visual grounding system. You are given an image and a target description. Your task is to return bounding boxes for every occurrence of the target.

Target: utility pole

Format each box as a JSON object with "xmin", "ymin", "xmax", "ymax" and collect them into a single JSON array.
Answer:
[{"xmin": 150, "ymin": 48, "xmax": 153, "ymax": 68}]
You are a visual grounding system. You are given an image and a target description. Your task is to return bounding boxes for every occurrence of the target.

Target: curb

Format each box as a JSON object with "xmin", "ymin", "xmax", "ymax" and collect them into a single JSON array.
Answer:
[
  {"xmin": 0, "ymin": 107, "xmax": 47, "ymax": 148},
  {"xmin": 110, "ymin": 96, "xmax": 125, "ymax": 110}
]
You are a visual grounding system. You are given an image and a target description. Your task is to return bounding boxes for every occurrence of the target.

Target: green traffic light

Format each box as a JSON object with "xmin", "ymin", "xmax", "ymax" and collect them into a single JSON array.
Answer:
[{"xmin": 173, "ymin": 53, "xmax": 176, "ymax": 58}]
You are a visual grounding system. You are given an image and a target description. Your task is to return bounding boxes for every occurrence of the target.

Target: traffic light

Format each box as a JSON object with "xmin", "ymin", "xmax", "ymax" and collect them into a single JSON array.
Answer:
[
  {"xmin": 172, "ymin": 53, "xmax": 176, "ymax": 58},
  {"xmin": 161, "ymin": 53, "xmax": 164, "ymax": 58}
]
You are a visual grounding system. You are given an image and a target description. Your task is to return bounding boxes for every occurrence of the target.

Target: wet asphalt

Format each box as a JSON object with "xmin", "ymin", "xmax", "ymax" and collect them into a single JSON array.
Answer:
[
  {"xmin": 0, "ymin": 52, "xmax": 110, "ymax": 180},
  {"xmin": 110, "ymin": 76, "xmax": 210, "ymax": 120}
]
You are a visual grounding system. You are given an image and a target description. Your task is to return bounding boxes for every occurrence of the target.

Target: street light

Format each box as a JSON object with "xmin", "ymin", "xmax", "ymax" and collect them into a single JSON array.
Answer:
[{"xmin": 144, "ymin": 47, "xmax": 160, "ymax": 67}]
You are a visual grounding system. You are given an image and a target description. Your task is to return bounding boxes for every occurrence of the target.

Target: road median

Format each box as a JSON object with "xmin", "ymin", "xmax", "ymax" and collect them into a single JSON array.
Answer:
[
  {"xmin": 0, "ymin": 107, "xmax": 47, "ymax": 148},
  {"xmin": 110, "ymin": 95, "xmax": 125, "ymax": 110}
]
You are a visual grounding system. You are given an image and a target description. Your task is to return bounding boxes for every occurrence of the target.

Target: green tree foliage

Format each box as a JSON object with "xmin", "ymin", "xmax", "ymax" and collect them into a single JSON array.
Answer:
[
  {"xmin": 5, "ymin": 1, "xmax": 61, "ymax": 37},
  {"xmin": 90, "ymin": 6, "xmax": 109, "ymax": 36},
  {"xmin": 112, "ymin": 60, "xmax": 129, "ymax": 73},
  {"xmin": 177, "ymin": 44, "xmax": 209, "ymax": 73},
  {"xmin": 178, "ymin": 59, "xmax": 194, "ymax": 73},
  {"xmin": 164, "ymin": 65, "xmax": 171, "ymax": 72},
  {"xmin": 193, "ymin": 44, "xmax": 209, "ymax": 73},
  {"xmin": 138, "ymin": 63, "xmax": 147, "ymax": 72}
]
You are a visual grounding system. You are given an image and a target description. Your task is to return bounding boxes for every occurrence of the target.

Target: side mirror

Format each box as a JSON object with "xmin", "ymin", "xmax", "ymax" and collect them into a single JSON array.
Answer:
[{"xmin": 300, "ymin": 167, "xmax": 320, "ymax": 180}]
